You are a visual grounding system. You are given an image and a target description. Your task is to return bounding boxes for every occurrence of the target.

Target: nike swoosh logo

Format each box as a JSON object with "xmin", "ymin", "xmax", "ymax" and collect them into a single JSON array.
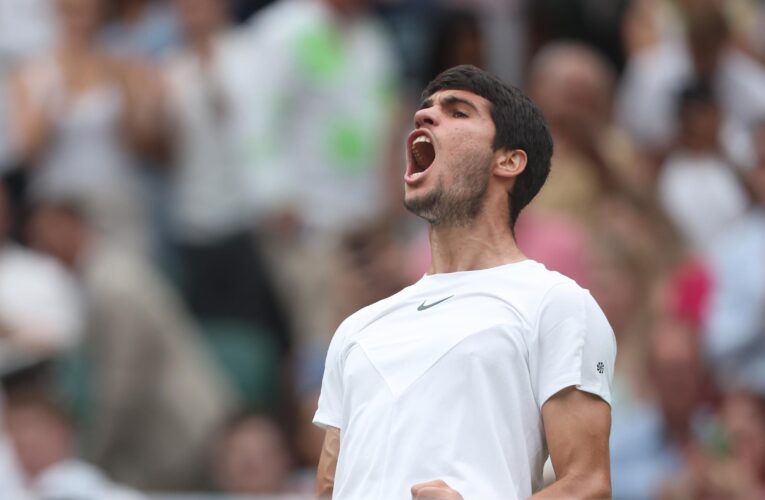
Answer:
[{"xmin": 417, "ymin": 295, "xmax": 454, "ymax": 311}]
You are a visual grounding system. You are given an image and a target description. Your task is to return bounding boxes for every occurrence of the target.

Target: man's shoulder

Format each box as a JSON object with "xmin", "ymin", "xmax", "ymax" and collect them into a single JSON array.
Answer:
[
  {"xmin": 485, "ymin": 260, "xmax": 581, "ymax": 300},
  {"xmin": 333, "ymin": 282, "xmax": 417, "ymax": 340}
]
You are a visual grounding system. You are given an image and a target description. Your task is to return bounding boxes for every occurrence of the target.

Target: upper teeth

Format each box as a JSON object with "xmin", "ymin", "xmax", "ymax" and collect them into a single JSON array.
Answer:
[{"xmin": 413, "ymin": 136, "xmax": 431, "ymax": 145}]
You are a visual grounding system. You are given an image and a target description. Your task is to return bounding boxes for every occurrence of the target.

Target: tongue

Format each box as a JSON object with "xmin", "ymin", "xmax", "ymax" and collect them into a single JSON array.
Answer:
[{"xmin": 413, "ymin": 141, "xmax": 435, "ymax": 172}]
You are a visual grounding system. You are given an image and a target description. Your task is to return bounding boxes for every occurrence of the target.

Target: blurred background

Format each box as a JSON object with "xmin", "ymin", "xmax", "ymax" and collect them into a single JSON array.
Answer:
[{"xmin": 0, "ymin": 0, "xmax": 764, "ymax": 498}]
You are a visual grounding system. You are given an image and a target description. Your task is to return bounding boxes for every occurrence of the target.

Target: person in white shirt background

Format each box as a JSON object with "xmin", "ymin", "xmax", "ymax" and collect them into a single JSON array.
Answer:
[{"xmin": 313, "ymin": 65, "xmax": 616, "ymax": 499}]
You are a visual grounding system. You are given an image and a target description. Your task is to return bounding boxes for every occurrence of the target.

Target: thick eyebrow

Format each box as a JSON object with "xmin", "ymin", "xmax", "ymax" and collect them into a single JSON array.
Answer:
[{"xmin": 419, "ymin": 94, "xmax": 480, "ymax": 113}]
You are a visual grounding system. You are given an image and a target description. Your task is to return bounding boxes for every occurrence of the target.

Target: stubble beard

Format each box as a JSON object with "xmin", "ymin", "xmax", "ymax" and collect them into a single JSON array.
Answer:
[{"xmin": 404, "ymin": 153, "xmax": 492, "ymax": 227}]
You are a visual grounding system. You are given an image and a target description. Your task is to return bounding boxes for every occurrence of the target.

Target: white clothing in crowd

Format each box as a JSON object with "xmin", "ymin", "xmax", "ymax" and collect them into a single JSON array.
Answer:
[
  {"xmin": 15, "ymin": 57, "xmax": 148, "ymax": 252},
  {"xmin": 0, "ymin": 243, "xmax": 82, "ymax": 354},
  {"xmin": 33, "ymin": 459, "xmax": 147, "ymax": 500},
  {"xmin": 657, "ymin": 152, "xmax": 749, "ymax": 250},
  {"xmin": 161, "ymin": 31, "xmax": 254, "ymax": 243},
  {"xmin": 240, "ymin": 0, "xmax": 400, "ymax": 236},
  {"xmin": 618, "ymin": 43, "xmax": 765, "ymax": 159},
  {"xmin": 704, "ymin": 208, "xmax": 765, "ymax": 393}
]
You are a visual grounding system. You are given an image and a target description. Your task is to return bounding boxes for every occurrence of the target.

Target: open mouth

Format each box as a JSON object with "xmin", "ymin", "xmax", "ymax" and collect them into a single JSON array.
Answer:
[
  {"xmin": 406, "ymin": 130, "xmax": 436, "ymax": 182},
  {"xmin": 413, "ymin": 136, "xmax": 435, "ymax": 172}
]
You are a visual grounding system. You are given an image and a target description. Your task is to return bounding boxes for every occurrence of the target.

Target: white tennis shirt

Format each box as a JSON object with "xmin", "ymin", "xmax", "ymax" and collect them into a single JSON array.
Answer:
[{"xmin": 314, "ymin": 260, "xmax": 616, "ymax": 499}]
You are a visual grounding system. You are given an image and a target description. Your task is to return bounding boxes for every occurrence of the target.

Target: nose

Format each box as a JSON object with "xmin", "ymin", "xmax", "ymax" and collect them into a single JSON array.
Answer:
[{"xmin": 414, "ymin": 106, "xmax": 438, "ymax": 128}]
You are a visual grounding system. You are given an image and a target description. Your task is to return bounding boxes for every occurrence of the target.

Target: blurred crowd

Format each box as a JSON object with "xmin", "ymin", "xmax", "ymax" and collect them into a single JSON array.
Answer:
[{"xmin": 0, "ymin": 0, "xmax": 764, "ymax": 498}]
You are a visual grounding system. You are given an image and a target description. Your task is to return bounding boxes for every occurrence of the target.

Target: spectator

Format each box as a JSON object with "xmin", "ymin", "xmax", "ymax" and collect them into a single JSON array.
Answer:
[
  {"xmin": 240, "ymin": 0, "xmax": 402, "ymax": 343},
  {"xmin": 212, "ymin": 412, "xmax": 294, "ymax": 494},
  {"xmin": 0, "ymin": 181, "xmax": 82, "ymax": 365},
  {"xmin": 160, "ymin": 0, "xmax": 291, "ymax": 350},
  {"xmin": 526, "ymin": 42, "xmax": 649, "ymax": 227},
  {"xmin": 8, "ymin": 0, "xmax": 164, "ymax": 253},
  {"xmin": 703, "ymin": 120, "xmax": 765, "ymax": 393},
  {"xmin": 657, "ymin": 81, "xmax": 749, "ymax": 250},
  {"xmin": 3, "ymin": 386, "xmax": 146, "ymax": 499},
  {"xmin": 26, "ymin": 198, "xmax": 235, "ymax": 491},
  {"xmin": 718, "ymin": 390, "xmax": 765, "ymax": 496},
  {"xmin": 658, "ymin": 389, "xmax": 765, "ymax": 499},
  {"xmin": 611, "ymin": 297, "xmax": 716, "ymax": 499},
  {"xmin": 618, "ymin": 2, "xmax": 765, "ymax": 156}
]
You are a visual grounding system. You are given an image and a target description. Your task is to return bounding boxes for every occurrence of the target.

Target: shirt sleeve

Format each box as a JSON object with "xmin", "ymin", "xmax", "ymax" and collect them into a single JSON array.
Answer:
[
  {"xmin": 531, "ymin": 281, "xmax": 616, "ymax": 409},
  {"xmin": 313, "ymin": 320, "xmax": 350, "ymax": 430}
]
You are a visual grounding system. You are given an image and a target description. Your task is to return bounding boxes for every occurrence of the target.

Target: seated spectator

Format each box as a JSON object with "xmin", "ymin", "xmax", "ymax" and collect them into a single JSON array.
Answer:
[
  {"xmin": 658, "ymin": 389, "xmax": 765, "ymax": 499},
  {"xmin": 618, "ymin": 2, "xmax": 765, "ymax": 156},
  {"xmin": 526, "ymin": 42, "xmax": 649, "ymax": 226},
  {"xmin": 0, "ymin": 182, "xmax": 82, "ymax": 358},
  {"xmin": 160, "ymin": 0, "xmax": 291, "ymax": 353},
  {"xmin": 703, "ymin": 120, "xmax": 765, "ymax": 393},
  {"xmin": 657, "ymin": 81, "xmax": 749, "ymax": 249},
  {"xmin": 26, "ymin": 197, "xmax": 235, "ymax": 491},
  {"xmin": 239, "ymin": 0, "xmax": 402, "ymax": 345},
  {"xmin": 611, "ymin": 284, "xmax": 716, "ymax": 499},
  {"xmin": 212, "ymin": 412, "xmax": 295, "ymax": 494},
  {"xmin": 8, "ymin": 0, "xmax": 165, "ymax": 254},
  {"xmin": 718, "ymin": 390, "xmax": 765, "ymax": 496},
  {"xmin": 3, "ymin": 386, "xmax": 146, "ymax": 499}
]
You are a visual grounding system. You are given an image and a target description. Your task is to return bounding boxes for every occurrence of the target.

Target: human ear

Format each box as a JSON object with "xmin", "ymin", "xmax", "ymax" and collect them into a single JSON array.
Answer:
[{"xmin": 493, "ymin": 149, "xmax": 527, "ymax": 180}]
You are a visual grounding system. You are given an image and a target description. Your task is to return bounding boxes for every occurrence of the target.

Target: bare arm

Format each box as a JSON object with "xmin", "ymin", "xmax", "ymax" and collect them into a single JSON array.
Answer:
[
  {"xmin": 8, "ymin": 69, "xmax": 53, "ymax": 164},
  {"xmin": 531, "ymin": 387, "xmax": 612, "ymax": 499},
  {"xmin": 117, "ymin": 59, "xmax": 171, "ymax": 161},
  {"xmin": 315, "ymin": 426, "xmax": 340, "ymax": 497}
]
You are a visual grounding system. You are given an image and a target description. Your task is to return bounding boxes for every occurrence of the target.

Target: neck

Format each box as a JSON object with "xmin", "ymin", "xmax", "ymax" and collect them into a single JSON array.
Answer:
[
  {"xmin": 427, "ymin": 208, "xmax": 526, "ymax": 274},
  {"xmin": 59, "ymin": 36, "xmax": 98, "ymax": 58},
  {"xmin": 190, "ymin": 34, "xmax": 215, "ymax": 60}
]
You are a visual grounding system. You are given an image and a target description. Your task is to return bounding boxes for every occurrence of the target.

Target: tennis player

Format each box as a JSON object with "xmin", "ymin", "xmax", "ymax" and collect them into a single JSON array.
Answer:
[{"xmin": 314, "ymin": 65, "xmax": 616, "ymax": 499}]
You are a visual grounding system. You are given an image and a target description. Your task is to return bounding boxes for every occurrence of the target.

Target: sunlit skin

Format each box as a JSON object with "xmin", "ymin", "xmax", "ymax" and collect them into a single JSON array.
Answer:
[
  {"xmin": 55, "ymin": 0, "xmax": 102, "ymax": 48},
  {"xmin": 404, "ymin": 91, "xmax": 496, "ymax": 208},
  {"xmin": 404, "ymin": 89, "xmax": 528, "ymax": 275}
]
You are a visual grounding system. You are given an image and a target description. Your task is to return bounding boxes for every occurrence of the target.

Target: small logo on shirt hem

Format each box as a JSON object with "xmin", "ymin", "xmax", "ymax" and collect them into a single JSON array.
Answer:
[{"xmin": 597, "ymin": 362, "xmax": 605, "ymax": 374}]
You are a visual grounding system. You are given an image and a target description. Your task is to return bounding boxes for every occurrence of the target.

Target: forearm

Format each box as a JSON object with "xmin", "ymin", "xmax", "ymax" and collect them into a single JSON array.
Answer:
[
  {"xmin": 530, "ymin": 473, "xmax": 611, "ymax": 499},
  {"xmin": 315, "ymin": 426, "xmax": 340, "ymax": 497}
]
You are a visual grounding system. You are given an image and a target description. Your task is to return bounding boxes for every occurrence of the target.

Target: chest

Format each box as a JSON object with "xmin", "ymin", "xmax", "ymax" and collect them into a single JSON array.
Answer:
[{"xmin": 343, "ymin": 294, "xmax": 530, "ymax": 399}]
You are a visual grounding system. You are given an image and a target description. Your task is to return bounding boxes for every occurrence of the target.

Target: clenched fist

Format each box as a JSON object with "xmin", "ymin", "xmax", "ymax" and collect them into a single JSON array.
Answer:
[{"xmin": 411, "ymin": 480, "xmax": 464, "ymax": 500}]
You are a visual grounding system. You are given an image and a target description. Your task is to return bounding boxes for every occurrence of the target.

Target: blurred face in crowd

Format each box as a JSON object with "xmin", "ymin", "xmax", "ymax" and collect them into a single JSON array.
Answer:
[
  {"xmin": 679, "ymin": 99, "xmax": 721, "ymax": 152},
  {"xmin": 529, "ymin": 45, "xmax": 614, "ymax": 140},
  {"xmin": 26, "ymin": 205, "xmax": 87, "ymax": 269},
  {"xmin": 722, "ymin": 392, "xmax": 765, "ymax": 482},
  {"xmin": 4, "ymin": 400, "xmax": 72, "ymax": 479},
  {"xmin": 649, "ymin": 313, "xmax": 704, "ymax": 431},
  {"xmin": 56, "ymin": 0, "xmax": 103, "ymax": 44},
  {"xmin": 173, "ymin": 0, "xmax": 228, "ymax": 39},
  {"xmin": 588, "ymin": 242, "xmax": 642, "ymax": 335},
  {"xmin": 404, "ymin": 90, "xmax": 496, "ymax": 226},
  {"xmin": 214, "ymin": 416, "xmax": 292, "ymax": 494}
]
